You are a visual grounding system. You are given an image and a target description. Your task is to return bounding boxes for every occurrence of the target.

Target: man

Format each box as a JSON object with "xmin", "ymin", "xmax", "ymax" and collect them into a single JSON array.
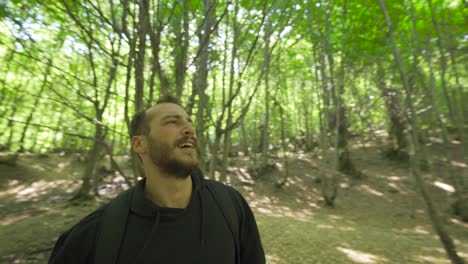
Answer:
[{"xmin": 49, "ymin": 95, "xmax": 265, "ymax": 264}]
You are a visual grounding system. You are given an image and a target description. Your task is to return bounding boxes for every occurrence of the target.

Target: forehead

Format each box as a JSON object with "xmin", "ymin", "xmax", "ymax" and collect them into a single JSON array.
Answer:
[{"xmin": 147, "ymin": 103, "xmax": 189, "ymax": 121}]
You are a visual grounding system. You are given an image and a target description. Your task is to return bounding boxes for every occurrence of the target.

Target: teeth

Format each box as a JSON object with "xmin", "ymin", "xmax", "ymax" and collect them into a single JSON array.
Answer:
[{"xmin": 178, "ymin": 143, "xmax": 193, "ymax": 148}]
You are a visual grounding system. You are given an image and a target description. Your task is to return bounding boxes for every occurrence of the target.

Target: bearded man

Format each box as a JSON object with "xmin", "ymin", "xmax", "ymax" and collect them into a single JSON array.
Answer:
[{"xmin": 49, "ymin": 95, "xmax": 265, "ymax": 264}]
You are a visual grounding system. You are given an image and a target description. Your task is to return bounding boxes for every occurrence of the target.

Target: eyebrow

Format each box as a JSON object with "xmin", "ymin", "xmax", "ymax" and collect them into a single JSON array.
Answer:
[{"xmin": 161, "ymin": 115, "xmax": 193, "ymax": 123}]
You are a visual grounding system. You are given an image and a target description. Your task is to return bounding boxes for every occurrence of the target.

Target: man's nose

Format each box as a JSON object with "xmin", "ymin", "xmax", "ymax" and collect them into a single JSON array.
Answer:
[{"xmin": 182, "ymin": 122, "xmax": 195, "ymax": 136}]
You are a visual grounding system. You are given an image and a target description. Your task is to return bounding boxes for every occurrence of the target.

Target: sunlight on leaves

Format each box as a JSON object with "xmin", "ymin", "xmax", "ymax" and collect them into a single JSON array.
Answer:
[{"xmin": 336, "ymin": 246, "xmax": 388, "ymax": 263}]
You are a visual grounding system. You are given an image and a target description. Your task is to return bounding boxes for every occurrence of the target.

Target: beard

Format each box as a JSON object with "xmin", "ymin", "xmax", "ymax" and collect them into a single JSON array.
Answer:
[{"xmin": 148, "ymin": 135, "xmax": 198, "ymax": 178}]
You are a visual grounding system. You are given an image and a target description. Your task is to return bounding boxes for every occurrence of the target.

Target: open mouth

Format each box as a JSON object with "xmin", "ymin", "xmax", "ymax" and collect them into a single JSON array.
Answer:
[{"xmin": 178, "ymin": 143, "xmax": 194, "ymax": 149}]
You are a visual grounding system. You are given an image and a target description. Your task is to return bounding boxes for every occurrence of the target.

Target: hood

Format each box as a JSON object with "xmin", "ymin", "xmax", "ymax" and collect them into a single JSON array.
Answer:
[
  {"xmin": 132, "ymin": 168, "xmax": 208, "ymax": 263},
  {"xmin": 130, "ymin": 168, "xmax": 206, "ymax": 216}
]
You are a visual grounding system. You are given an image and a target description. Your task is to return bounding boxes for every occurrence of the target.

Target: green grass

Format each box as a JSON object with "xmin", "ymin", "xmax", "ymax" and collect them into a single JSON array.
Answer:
[
  {"xmin": 1, "ymin": 151, "xmax": 467, "ymax": 263},
  {"xmin": 257, "ymin": 210, "xmax": 464, "ymax": 264}
]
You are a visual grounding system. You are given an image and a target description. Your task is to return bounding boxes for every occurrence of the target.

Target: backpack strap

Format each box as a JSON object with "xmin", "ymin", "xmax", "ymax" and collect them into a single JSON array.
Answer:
[
  {"xmin": 94, "ymin": 179, "xmax": 241, "ymax": 264},
  {"xmin": 94, "ymin": 188, "xmax": 132, "ymax": 264},
  {"xmin": 206, "ymin": 180, "xmax": 241, "ymax": 264}
]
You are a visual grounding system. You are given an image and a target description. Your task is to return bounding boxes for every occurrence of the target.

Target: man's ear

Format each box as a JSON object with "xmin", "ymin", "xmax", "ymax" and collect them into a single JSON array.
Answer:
[{"xmin": 132, "ymin": 136, "xmax": 148, "ymax": 155}]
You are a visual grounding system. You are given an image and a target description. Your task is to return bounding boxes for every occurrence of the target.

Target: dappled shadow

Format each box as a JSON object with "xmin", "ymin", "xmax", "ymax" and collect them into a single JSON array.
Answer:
[
  {"xmin": 395, "ymin": 225, "xmax": 431, "ymax": 235},
  {"xmin": 450, "ymin": 218, "xmax": 468, "ymax": 228},
  {"xmin": 247, "ymin": 193, "xmax": 316, "ymax": 223},
  {"xmin": 420, "ymin": 244, "xmax": 468, "ymax": 263},
  {"xmin": 0, "ymin": 179, "xmax": 79, "ymax": 202},
  {"xmin": 0, "ymin": 209, "xmax": 44, "ymax": 226},
  {"xmin": 416, "ymin": 255, "xmax": 450, "ymax": 264},
  {"xmin": 1, "ymin": 148, "xmax": 467, "ymax": 264},
  {"xmin": 223, "ymin": 157, "xmax": 325, "ymax": 223}
]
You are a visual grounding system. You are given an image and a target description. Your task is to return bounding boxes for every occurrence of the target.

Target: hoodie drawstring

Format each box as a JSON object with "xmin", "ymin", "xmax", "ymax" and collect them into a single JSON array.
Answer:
[{"xmin": 134, "ymin": 211, "xmax": 161, "ymax": 264}]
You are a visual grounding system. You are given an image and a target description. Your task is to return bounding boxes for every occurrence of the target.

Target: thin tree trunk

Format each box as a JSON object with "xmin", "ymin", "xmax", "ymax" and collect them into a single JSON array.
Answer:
[
  {"xmin": 220, "ymin": 1, "xmax": 238, "ymax": 181},
  {"xmin": 376, "ymin": 62, "xmax": 408, "ymax": 160},
  {"xmin": 221, "ymin": 130, "xmax": 231, "ymax": 182},
  {"xmin": 425, "ymin": 37, "xmax": 466, "ymax": 219},
  {"xmin": 174, "ymin": 0, "xmax": 189, "ymax": 99},
  {"xmin": 18, "ymin": 59, "xmax": 52, "ymax": 152},
  {"xmin": 135, "ymin": 0, "xmax": 147, "ymax": 111},
  {"xmin": 261, "ymin": 16, "xmax": 271, "ymax": 169},
  {"xmin": 73, "ymin": 124, "xmax": 104, "ymax": 200},
  {"xmin": 52, "ymin": 108, "xmax": 65, "ymax": 149},
  {"xmin": 335, "ymin": 0, "xmax": 360, "ymax": 178},
  {"xmin": 194, "ymin": 0, "xmax": 215, "ymax": 172},
  {"xmin": 240, "ymin": 122, "xmax": 248, "ymax": 155},
  {"xmin": 6, "ymin": 88, "xmax": 21, "ymax": 149},
  {"xmin": 427, "ymin": 0, "xmax": 457, "ymax": 126},
  {"xmin": 209, "ymin": 132, "xmax": 221, "ymax": 179},
  {"xmin": 377, "ymin": 1, "xmax": 465, "ymax": 262}
]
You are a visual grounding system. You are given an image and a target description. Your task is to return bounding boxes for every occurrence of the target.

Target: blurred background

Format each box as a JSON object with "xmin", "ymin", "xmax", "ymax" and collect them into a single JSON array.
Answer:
[{"xmin": 0, "ymin": 0, "xmax": 467, "ymax": 263}]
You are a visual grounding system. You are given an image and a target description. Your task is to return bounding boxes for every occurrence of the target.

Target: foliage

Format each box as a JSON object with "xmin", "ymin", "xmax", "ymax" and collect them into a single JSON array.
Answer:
[{"xmin": 0, "ymin": 0, "xmax": 465, "ymax": 155}]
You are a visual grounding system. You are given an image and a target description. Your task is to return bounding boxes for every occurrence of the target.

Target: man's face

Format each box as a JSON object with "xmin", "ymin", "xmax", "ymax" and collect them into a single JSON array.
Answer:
[{"xmin": 145, "ymin": 103, "xmax": 198, "ymax": 177}]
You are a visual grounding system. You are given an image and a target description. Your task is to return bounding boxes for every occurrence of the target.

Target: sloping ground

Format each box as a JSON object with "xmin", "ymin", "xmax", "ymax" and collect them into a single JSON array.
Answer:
[{"xmin": 0, "ymin": 142, "xmax": 467, "ymax": 263}]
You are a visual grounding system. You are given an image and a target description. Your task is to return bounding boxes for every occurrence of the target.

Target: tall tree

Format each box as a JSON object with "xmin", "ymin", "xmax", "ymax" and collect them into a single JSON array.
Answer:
[{"xmin": 377, "ymin": 0, "xmax": 465, "ymax": 262}]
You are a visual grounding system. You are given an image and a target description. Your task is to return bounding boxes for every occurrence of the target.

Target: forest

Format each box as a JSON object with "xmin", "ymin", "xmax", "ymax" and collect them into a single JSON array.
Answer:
[{"xmin": 0, "ymin": 0, "xmax": 467, "ymax": 263}]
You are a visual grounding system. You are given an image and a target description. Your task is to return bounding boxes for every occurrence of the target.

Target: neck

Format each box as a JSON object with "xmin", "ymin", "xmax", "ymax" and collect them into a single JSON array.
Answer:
[{"xmin": 143, "ymin": 165, "xmax": 193, "ymax": 208}]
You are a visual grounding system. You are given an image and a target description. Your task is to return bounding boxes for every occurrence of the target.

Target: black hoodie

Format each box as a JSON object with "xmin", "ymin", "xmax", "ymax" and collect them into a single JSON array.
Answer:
[{"xmin": 49, "ymin": 171, "xmax": 265, "ymax": 264}]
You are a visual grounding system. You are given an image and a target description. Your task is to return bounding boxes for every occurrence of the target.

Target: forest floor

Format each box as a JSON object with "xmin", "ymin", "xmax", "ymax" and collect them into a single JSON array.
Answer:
[{"xmin": 0, "ymin": 138, "xmax": 467, "ymax": 264}]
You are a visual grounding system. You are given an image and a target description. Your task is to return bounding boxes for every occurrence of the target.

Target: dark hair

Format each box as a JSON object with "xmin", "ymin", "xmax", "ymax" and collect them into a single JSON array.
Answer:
[{"xmin": 129, "ymin": 94, "xmax": 182, "ymax": 138}]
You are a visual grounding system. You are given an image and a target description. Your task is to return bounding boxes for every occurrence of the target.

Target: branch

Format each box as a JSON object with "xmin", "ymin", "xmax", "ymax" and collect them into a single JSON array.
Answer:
[
  {"xmin": 3, "ymin": 117, "xmax": 94, "ymax": 141},
  {"xmin": 186, "ymin": 0, "xmax": 233, "ymax": 70}
]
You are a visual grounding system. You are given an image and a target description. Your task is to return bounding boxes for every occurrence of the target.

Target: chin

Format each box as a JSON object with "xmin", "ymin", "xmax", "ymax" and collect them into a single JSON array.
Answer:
[{"xmin": 166, "ymin": 159, "xmax": 198, "ymax": 178}]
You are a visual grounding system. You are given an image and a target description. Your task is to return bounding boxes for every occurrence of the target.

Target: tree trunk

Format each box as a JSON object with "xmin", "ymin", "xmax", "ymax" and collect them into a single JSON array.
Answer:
[
  {"xmin": 174, "ymin": 0, "xmax": 189, "ymax": 99},
  {"xmin": 261, "ymin": 17, "xmax": 271, "ymax": 169},
  {"xmin": 220, "ymin": 1, "xmax": 238, "ymax": 181},
  {"xmin": 6, "ymin": 91, "xmax": 20, "ymax": 149},
  {"xmin": 18, "ymin": 60, "xmax": 52, "ymax": 152},
  {"xmin": 377, "ymin": 1, "xmax": 465, "ymax": 262},
  {"xmin": 135, "ymin": 0, "xmax": 147, "ymax": 111},
  {"xmin": 72, "ymin": 123, "xmax": 104, "ymax": 201},
  {"xmin": 52, "ymin": 108, "xmax": 65, "ymax": 149},
  {"xmin": 209, "ymin": 131, "xmax": 221, "ymax": 179},
  {"xmin": 427, "ymin": 0, "xmax": 456, "ymax": 125},
  {"xmin": 194, "ymin": 0, "xmax": 215, "ymax": 172},
  {"xmin": 147, "ymin": 0, "xmax": 172, "ymax": 98},
  {"xmin": 221, "ymin": 130, "xmax": 231, "ymax": 182},
  {"xmin": 375, "ymin": 62, "xmax": 408, "ymax": 160},
  {"xmin": 425, "ymin": 39, "xmax": 467, "ymax": 221},
  {"xmin": 240, "ymin": 122, "xmax": 249, "ymax": 155}
]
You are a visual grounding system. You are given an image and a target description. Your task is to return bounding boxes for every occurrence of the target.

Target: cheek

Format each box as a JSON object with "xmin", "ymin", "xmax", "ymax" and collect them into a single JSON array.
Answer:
[{"xmin": 151, "ymin": 131, "xmax": 175, "ymax": 148}]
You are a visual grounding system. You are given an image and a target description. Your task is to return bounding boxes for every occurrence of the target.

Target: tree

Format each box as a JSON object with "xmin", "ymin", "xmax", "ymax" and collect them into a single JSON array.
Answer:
[{"xmin": 377, "ymin": 0, "xmax": 465, "ymax": 262}]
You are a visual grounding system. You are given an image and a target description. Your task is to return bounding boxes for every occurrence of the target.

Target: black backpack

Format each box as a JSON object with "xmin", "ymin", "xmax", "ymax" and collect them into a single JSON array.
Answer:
[{"xmin": 94, "ymin": 180, "xmax": 241, "ymax": 264}]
